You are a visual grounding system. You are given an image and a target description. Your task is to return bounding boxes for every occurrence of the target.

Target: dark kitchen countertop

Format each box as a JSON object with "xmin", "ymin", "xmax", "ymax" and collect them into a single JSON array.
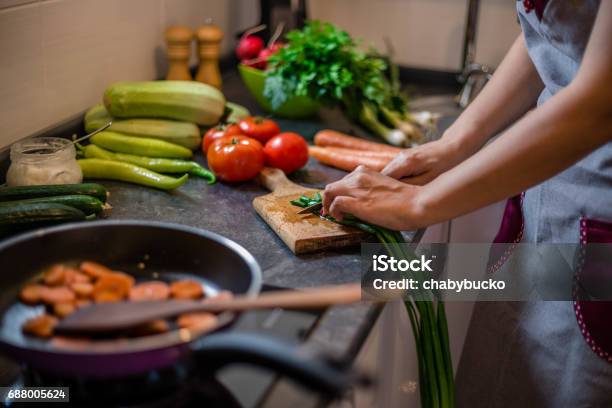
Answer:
[
  {"xmin": 101, "ymin": 71, "xmax": 459, "ymax": 406},
  {"xmin": 0, "ymin": 68, "xmax": 461, "ymax": 404},
  {"xmin": 101, "ymin": 70, "xmax": 415, "ymax": 362}
]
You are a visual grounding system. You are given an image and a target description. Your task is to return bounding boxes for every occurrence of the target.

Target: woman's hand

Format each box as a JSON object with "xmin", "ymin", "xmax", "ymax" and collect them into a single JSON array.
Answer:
[
  {"xmin": 382, "ymin": 34, "xmax": 545, "ymax": 186},
  {"xmin": 322, "ymin": 166, "xmax": 428, "ymax": 231},
  {"xmin": 382, "ymin": 136, "xmax": 468, "ymax": 185}
]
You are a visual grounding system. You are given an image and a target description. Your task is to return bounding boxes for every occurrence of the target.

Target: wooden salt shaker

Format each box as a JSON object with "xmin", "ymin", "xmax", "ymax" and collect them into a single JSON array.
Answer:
[
  {"xmin": 165, "ymin": 26, "xmax": 193, "ymax": 81},
  {"xmin": 195, "ymin": 23, "xmax": 223, "ymax": 89}
]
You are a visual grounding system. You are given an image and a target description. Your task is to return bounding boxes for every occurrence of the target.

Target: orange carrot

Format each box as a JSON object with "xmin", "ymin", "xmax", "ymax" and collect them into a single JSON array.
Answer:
[
  {"xmin": 80, "ymin": 261, "xmax": 112, "ymax": 280},
  {"xmin": 20, "ymin": 284, "xmax": 47, "ymax": 305},
  {"xmin": 22, "ymin": 314, "xmax": 58, "ymax": 338},
  {"xmin": 92, "ymin": 273, "xmax": 134, "ymax": 303},
  {"xmin": 170, "ymin": 280, "xmax": 204, "ymax": 300},
  {"xmin": 43, "ymin": 264, "xmax": 66, "ymax": 286},
  {"xmin": 129, "ymin": 320, "xmax": 170, "ymax": 336},
  {"xmin": 129, "ymin": 281, "xmax": 170, "ymax": 302},
  {"xmin": 204, "ymin": 291, "xmax": 234, "ymax": 303},
  {"xmin": 309, "ymin": 146, "xmax": 389, "ymax": 172},
  {"xmin": 40, "ymin": 286, "xmax": 76, "ymax": 305},
  {"xmin": 314, "ymin": 130, "xmax": 403, "ymax": 153},
  {"xmin": 71, "ymin": 282, "xmax": 94, "ymax": 298},
  {"xmin": 177, "ymin": 312, "xmax": 218, "ymax": 332},
  {"xmin": 53, "ymin": 302, "xmax": 77, "ymax": 318},
  {"xmin": 317, "ymin": 146, "xmax": 398, "ymax": 160}
]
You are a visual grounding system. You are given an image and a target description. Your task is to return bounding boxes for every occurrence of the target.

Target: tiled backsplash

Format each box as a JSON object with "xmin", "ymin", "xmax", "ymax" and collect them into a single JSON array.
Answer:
[{"xmin": 0, "ymin": 0, "xmax": 240, "ymax": 149}]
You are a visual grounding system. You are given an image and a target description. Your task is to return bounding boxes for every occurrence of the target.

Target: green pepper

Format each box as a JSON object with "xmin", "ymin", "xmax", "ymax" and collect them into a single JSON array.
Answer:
[
  {"xmin": 78, "ymin": 158, "xmax": 188, "ymax": 190},
  {"xmin": 90, "ymin": 131, "xmax": 192, "ymax": 159},
  {"xmin": 80, "ymin": 144, "xmax": 215, "ymax": 184}
]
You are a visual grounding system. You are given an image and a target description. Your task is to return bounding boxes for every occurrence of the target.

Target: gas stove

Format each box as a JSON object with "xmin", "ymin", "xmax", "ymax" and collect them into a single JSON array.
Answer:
[{"xmin": 1, "ymin": 286, "xmax": 322, "ymax": 407}]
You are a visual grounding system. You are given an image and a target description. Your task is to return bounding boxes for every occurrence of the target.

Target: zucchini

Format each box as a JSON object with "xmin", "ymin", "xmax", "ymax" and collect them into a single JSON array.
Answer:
[
  {"xmin": 0, "ymin": 183, "xmax": 108, "ymax": 203},
  {"xmin": 103, "ymin": 81, "xmax": 226, "ymax": 126},
  {"xmin": 84, "ymin": 103, "xmax": 112, "ymax": 129},
  {"xmin": 84, "ymin": 104, "xmax": 202, "ymax": 150},
  {"xmin": 0, "ymin": 203, "xmax": 86, "ymax": 234},
  {"xmin": 225, "ymin": 102, "xmax": 250, "ymax": 123},
  {"xmin": 0, "ymin": 195, "xmax": 105, "ymax": 215}
]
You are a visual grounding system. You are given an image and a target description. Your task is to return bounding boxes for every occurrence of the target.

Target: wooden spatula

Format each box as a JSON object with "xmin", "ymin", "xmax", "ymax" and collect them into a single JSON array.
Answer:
[
  {"xmin": 55, "ymin": 284, "xmax": 362, "ymax": 335},
  {"xmin": 253, "ymin": 168, "xmax": 368, "ymax": 254}
]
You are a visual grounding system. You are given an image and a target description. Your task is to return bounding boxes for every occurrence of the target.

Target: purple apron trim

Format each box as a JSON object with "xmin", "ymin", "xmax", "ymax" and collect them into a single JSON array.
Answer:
[
  {"xmin": 487, "ymin": 194, "xmax": 525, "ymax": 275},
  {"xmin": 494, "ymin": 194, "xmax": 524, "ymax": 244},
  {"xmin": 517, "ymin": 0, "xmax": 549, "ymax": 21},
  {"xmin": 574, "ymin": 217, "xmax": 612, "ymax": 363}
]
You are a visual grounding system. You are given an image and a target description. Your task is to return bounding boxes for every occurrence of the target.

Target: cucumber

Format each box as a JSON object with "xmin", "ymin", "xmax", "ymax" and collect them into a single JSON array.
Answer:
[
  {"xmin": 0, "ymin": 183, "xmax": 108, "ymax": 203},
  {"xmin": 0, "ymin": 195, "xmax": 105, "ymax": 215},
  {"xmin": 0, "ymin": 203, "xmax": 86, "ymax": 234},
  {"xmin": 103, "ymin": 81, "xmax": 226, "ymax": 126},
  {"xmin": 84, "ymin": 104, "xmax": 202, "ymax": 150}
]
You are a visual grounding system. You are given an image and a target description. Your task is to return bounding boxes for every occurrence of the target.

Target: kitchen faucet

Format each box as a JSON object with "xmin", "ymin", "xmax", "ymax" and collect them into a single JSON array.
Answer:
[
  {"xmin": 457, "ymin": 0, "xmax": 492, "ymax": 108},
  {"xmin": 258, "ymin": 0, "xmax": 307, "ymax": 41}
]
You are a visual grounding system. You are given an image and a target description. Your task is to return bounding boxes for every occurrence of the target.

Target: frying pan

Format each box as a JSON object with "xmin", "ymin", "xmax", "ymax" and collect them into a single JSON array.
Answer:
[{"xmin": 0, "ymin": 220, "xmax": 354, "ymax": 397}]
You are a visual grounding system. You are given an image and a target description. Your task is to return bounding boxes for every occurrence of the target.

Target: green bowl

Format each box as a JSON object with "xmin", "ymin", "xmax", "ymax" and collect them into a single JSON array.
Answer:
[{"xmin": 238, "ymin": 64, "xmax": 319, "ymax": 119}]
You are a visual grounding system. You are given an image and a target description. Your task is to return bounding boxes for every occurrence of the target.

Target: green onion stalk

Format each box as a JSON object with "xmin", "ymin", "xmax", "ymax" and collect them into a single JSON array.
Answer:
[
  {"xmin": 355, "ymin": 102, "xmax": 408, "ymax": 146},
  {"xmin": 291, "ymin": 193, "xmax": 455, "ymax": 408}
]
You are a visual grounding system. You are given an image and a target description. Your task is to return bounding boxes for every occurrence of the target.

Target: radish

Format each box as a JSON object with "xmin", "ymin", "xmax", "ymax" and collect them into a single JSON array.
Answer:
[
  {"xmin": 243, "ymin": 57, "xmax": 265, "ymax": 69},
  {"xmin": 255, "ymin": 48, "xmax": 275, "ymax": 69},
  {"xmin": 243, "ymin": 42, "xmax": 285, "ymax": 70},
  {"xmin": 268, "ymin": 42, "xmax": 285, "ymax": 52},
  {"xmin": 254, "ymin": 40, "xmax": 285, "ymax": 70},
  {"xmin": 239, "ymin": 24, "xmax": 286, "ymax": 70},
  {"xmin": 237, "ymin": 36, "xmax": 264, "ymax": 61},
  {"xmin": 236, "ymin": 25, "xmax": 266, "ymax": 61},
  {"xmin": 250, "ymin": 23, "xmax": 286, "ymax": 69}
]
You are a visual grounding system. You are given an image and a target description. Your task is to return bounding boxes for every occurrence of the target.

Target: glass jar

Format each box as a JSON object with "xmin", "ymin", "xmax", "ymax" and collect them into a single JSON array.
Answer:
[{"xmin": 6, "ymin": 137, "xmax": 82, "ymax": 186}]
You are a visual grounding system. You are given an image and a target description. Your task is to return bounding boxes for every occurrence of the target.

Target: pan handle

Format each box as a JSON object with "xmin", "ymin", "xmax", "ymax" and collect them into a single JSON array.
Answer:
[{"xmin": 191, "ymin": 333, "xmax": 357, "ymax": 398}]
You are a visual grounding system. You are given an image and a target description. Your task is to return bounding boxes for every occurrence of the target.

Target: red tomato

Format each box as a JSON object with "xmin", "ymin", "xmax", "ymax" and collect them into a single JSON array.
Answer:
[
  {"xmin": 207, "ymin": 136, "xmax": 265, "ymax": 182},
  {"xmin": 238, "ymin": 117, "xmax": 281, "ymax": 144},
  {"xmin": 263, "ymin": 132, "xmax": 309, "ymax": 174},
  {"xmin": 202, "ymin": 124, "xmax": 242, "ymax": 153}
]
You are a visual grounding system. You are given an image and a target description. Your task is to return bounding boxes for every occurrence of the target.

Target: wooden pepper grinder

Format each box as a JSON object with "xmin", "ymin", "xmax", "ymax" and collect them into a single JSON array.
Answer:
[
  {"xmin": 195, "ymin": 22, "xmax": 223, "ymax": 89},
  {"xmin": 165, "ymin": 26, "xmax": 193, "ymax": 81}
]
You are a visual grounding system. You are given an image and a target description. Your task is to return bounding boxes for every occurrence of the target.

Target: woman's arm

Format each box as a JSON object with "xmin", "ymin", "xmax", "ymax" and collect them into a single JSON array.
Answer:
[
  {"xmin": 323, "ymin": 2, "xmax": 612, "ymax": 230},
  {"xmin": 382, "ymin": 34, "xmax": 544, "ymax": 184},
  {"xmin": 417, "ymin": 1, "xmax": 612, "ymax": 225},
  {"xmin": 443, "ymin": 33, "xmax": 545, "ymax": 155}
]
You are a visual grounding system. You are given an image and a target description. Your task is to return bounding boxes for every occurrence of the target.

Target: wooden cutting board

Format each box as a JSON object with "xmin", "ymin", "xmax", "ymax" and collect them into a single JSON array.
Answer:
[{"xmin": 253, "ymin": 168, "xmax": 368, "ymax": 254}]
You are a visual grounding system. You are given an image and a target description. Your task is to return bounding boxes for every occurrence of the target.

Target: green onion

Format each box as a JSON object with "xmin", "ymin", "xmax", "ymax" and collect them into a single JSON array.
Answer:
[{"xmin": 291, "ymin": 193, "xmax": 455, "ymax": 408}]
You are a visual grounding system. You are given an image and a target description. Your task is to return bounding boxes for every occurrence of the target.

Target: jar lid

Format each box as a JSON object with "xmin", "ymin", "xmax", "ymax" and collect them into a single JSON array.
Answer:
[{"xmin": 10, "ymin": 137, "xmax": 76, "ymax": 163}]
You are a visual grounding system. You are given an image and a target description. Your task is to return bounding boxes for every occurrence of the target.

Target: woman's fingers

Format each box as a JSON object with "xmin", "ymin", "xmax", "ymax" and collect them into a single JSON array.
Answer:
[
  {"xmin": 321, "ymin": 167, "xmax": 426, "ymax": 231},
  {"xmin": 322, "ymin": 166, "xmax": 370, "ymax": 215},
  {"xmin": 322, "ymin": 179, "xmax": 351, "ymax": 215},
  {"xmin": 328, "ymin": 196, "xmax": 360, "ymax": 221}
]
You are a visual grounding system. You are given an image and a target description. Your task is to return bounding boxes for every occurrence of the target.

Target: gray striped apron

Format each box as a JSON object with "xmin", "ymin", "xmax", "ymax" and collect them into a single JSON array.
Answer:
[{"xmin": 456, "ymin": 1, "xmax": 612, "ymax": 406}]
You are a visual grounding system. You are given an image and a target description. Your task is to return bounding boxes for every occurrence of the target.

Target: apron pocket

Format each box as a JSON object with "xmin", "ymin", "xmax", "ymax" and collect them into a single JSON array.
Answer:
[
  {"xmin": 574, "ymin": 217, "xmax": 612, "ymax": 363},
  {"xmin": 487, "ymin": 194, "xmax": 524, "ymax": 274}
]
